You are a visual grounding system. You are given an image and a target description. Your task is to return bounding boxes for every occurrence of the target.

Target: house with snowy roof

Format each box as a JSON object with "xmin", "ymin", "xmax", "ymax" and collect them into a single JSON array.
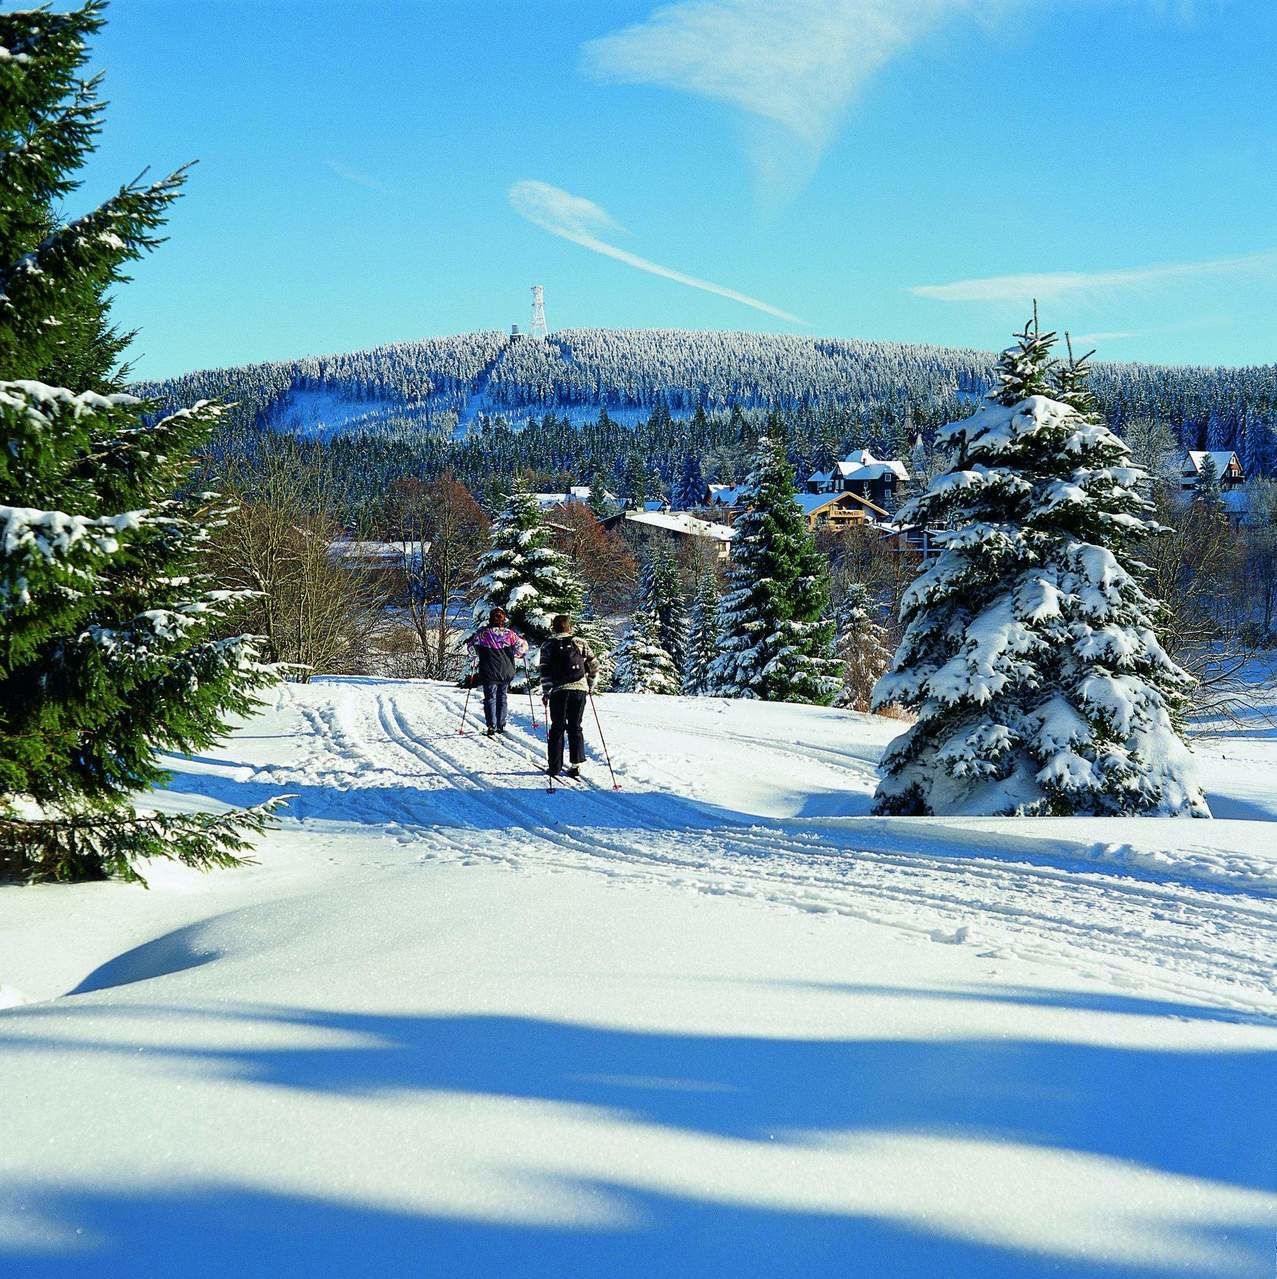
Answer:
[
  {"xmin": 1180, "ymin": 450, "xmax": 1244, "ymax": 496},
  {"xmin": 601, "ymin": 507, "xmax": 735, "ymax": 561},
  {"xmin": 533, "ymin": 486, "xmax": 610, "ymax": 510},
  {"xmin": 705, "ymin": 483, "xmax": 889, "ymax": 534},
  {"xmin": 806, "ymin": 448, "xmax": 910, "ymax": 509},
  {"xmin": 704, "ymin": 483, "xmax": 744, "ymax": 508},
  {"xmin": 793, "ymin": 490, "xmax": 890, "ymax": 533}
]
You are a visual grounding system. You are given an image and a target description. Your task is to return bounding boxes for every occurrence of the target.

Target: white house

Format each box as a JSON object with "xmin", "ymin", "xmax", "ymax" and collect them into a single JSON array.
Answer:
[{"xmin": 602, "ymin": 508, "xmax": 735, "ymax": 561}]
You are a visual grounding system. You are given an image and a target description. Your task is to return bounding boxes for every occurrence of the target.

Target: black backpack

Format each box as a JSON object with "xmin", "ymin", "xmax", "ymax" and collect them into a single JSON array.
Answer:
[{"xmin": 542, "ymin": 635, "xmax": 587, "ymax": 684}]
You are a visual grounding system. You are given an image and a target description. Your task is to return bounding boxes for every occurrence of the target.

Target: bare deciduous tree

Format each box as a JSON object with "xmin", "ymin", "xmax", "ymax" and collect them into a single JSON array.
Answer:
[
  {"xmin": 385, "ymin": 470, "xmax": 489, "ymax": 678},
  {"xmin": 207, "ymin": 443, "xmax": 383, "ymax": 680}
]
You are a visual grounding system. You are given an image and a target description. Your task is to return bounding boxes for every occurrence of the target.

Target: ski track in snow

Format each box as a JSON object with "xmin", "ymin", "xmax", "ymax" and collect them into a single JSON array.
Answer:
[{"xmin": 239, "ymin": 682, "xmax": 1277, "ymax": 1020}]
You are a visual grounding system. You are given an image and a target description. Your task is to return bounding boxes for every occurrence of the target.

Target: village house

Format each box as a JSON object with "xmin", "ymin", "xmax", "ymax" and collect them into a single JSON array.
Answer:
[
  {"xmin": 1178, "ymin": 450, "xmax": 1249, "ymax": 528},
  {"xmin": 1179, "ymin": 450, "xmax": 1245, "ymax": 496},
  {"xmin": 601, "ymin": 507, "xmax": 734, "ymax": 562},
  {"xmin": 533, "ymin": 486, "xmax": 610, "ymax": 510},
  {"xmin": 805, "ymin": 448, "xmax": 911, "ymax": 510},
  {"xmin": 793, "ymin": 490, "xmax": 890, "ymax": 532}
]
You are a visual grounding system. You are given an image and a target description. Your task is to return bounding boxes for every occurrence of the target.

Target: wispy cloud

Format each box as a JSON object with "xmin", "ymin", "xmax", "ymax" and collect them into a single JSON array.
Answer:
[
  {"xmin": 582, "ymin": 0, "xmax": 996, "ymax": 202},
  {"xmin": 325, "ymin": 159, "xmax": 390, "ymax": 194},
  {"xmin": 911, "ymin": 251, "xmax": 1277, "ymax": 303},
  {"xmin": 508, "ymin": 179, "xmax": 805, "ymax": 324}
]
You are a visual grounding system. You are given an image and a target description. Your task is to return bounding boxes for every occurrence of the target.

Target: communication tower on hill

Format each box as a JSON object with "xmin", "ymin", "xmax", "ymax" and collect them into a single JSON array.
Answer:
[{"xmin": 529, "ymin": 284, "xmax": 547, "ymax": 339}]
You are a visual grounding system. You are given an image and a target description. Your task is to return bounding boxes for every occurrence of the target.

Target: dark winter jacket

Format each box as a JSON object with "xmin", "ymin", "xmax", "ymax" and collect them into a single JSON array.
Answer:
[
  {"xmin": 539, "ymin": 634, "xmax": 600, "ymax": 698},
  {"xmin": 468, "ymin": 626, "xmax": 529, "ymax": 684}
]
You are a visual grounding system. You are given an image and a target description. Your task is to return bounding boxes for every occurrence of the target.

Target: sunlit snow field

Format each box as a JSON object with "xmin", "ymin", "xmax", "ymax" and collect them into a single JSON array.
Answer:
[{"xmin": 2, "ymin": 679, "xmax": 1274, "ymax": 1277}]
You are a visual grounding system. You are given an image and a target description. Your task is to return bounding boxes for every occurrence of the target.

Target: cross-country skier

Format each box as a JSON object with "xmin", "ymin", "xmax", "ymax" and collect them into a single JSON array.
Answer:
[
  {"xmin": 466, "ymin": 608, "xmax": 529, "ymax": 736},
  {"xmin": 539, "ymin": 614, "xmax": 600, "ymax": 779}
]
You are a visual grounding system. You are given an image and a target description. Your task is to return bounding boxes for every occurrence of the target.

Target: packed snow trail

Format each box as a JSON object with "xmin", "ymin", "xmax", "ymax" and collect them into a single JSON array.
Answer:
[
  {"xmin": 3, "ymin": 678, "xmax": 1275, "ymax": 1278},
  {"xmin": 199, "ymin": 680, "xmax": 1277, "ymax": 1020}
]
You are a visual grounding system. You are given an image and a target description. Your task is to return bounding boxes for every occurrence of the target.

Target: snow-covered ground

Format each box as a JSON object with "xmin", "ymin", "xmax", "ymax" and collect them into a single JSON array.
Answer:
[{"xmin": 2, "ymin": 680, "xmax": 1275, "ymax": 1277}]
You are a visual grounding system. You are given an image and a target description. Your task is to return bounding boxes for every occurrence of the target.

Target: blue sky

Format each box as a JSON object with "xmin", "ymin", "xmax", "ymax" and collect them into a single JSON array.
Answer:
[{"xmin": 76, "ymin": 0, "xmax": 1277, "ymax": 379}]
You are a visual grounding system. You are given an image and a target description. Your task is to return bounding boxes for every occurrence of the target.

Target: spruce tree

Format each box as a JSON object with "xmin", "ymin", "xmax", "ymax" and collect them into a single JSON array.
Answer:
[
  {"xmin": 673, "ymin": 452, "xmax": 704, "ymax": 510},
  {"xmin": 0, "ymin": 2, "xmax": 279, "ymax": 883},
  {"xmin": 683, "ymin": 570, "xmax": 721, "ymax": 695},
  {"xmin": 1194, "ymin": 453, "xmax": 1223, "ymax": 511},
  {"xmin": 991, "ymin": 304, "xmax": 1059, "ymax": 403},
  {"xmin": 833, "ymin": 584, "xmax": 891, "ymax": 711},
  {"xmin": 587, "ymin": 468, "xmax": 613, "ymax": 519},
  {"xmin": 708, "ymin": 436, "xmax": 839, "ymax": 703},
  {"xmin": 640, "ymin": 544, "xmax": 690, "ymax": 673},
  {"xmin": 1056, "ymin": 335, "xmax": 1100, "ymax": 420},
  {"xmin": 575, "ymin": 595, "xmax": 616, "ymax": 692},
  {"xmin": 613, "ymin": 608, "xmax": 680, "ymax": 694},
  {"xmin": 872, "ymin": 317, "xmax": 1207, "ymax": 818},
  {"xmin": 472, "ymin": 480, "xmax": 581, "ymax": 644}
]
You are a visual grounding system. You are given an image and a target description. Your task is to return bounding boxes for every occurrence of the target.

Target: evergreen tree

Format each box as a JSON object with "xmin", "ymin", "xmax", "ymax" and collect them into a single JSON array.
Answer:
[
  {"xmin": 809, "ymin": 429, "xmax": 839, "ymax": 478},
  {"xmin": 647, "ymin": 394, "xmax": 672, "ymax": 433},
  {"xmin": 832, "ymin": 584, "xmax": 891, "ymax": 711},
  {"xmin": 1194, "ymin": 452, "xmax": 1223, "ymax": 511},
  {"xmin": 641, "ymin": 544, "xmax": 690, "ymax": 672},
  {"xmin": 587, "ymin": 467, "xmax": 613, "ymax": 519},
  {"xmin": 613, "ymin": 608, "xmax": 680, "ymax": 694},
  {"xmin": 621, "ymin": 453, "xmax": 648, "ymax": 508},
  {"xmin": 991, "ymin": 305, "xmax": 1059, "ymax": 404},
  {"xmin": 673, "ymin": 451, "xmax": 704, "ymax": 510},
  {"xmin": 575, "ymin": 595, "xmax": 616, "ymax": 692},
  {"xmin": 0, "ymin": 2, "xmax": 279, "ymax": 883},
  {"xmin": 708, "ymin": 436, "xmax": 839, "ymax": 703},
  {"xmin": 471, "ymin": 479, "xmax": 581, "ymax": 644},
  {"xmin": 1055, "ymin": 336, "xmax": 1100, "ymax": 420},
  {"xmin": 683, "ymin": 570, "xmax": 721, "ymax": 695},
  {"xmin": 872, "ymin": 318, "xmax": 1207, "ymax": 818}
]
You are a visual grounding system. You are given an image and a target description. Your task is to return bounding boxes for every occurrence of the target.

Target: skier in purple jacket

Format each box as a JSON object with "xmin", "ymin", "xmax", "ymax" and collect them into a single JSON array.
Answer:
[{"xmin": 466, "ymin": 608, "xmax": 529, "ymax": 736}]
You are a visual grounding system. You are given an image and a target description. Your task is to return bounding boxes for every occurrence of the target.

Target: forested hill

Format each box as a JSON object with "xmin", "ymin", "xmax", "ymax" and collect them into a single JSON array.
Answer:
[
  {"xmin": 138, "ymin": 329, "xmax": 995, "ymax": 439},
  {"xmin": 138, "ymin": 326, "xmax": 1277, "ymax": 456},
  {"xmin": 139, "ymin": 329, "xmax": 1277, "ymax": 525}
]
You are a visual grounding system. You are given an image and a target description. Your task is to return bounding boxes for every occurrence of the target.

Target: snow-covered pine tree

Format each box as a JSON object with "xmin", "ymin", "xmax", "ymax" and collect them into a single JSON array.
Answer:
[
  {"xmin": 1056, "ymin": 335, "xmax": 1100, "ymax": 419},
  {"xmin": 471, "ymin": 479, "xmax": 582, "ymax": 644},
  {"xmin": 612, "ymin": 608, "xmax": 680, "ymax": 694},
  {"xmin": 1193, "ymin": 452, "xmax": 1223, "ymax": 511},
  {"xmin": 683, "ymin": 569, "xmax": 721, "ymax": 695},
  {"xmin": 991, "ymin": 304, "xmax": 1059, "ymax": 403},
  {"xmin": 0, "ymin": 2, "xmax": 279, "ymax": 883},
  {"xmin": 833, "ymin": 584, "xmax": 891, "ymax": 711},
  {"xmin": 708, "ymin": 436, "xmax": 839, "ymax": 703},
  {"xmin": 575, "ymin": 595, "xmax": 616, "ymax": 692},
  {"xmin": 640, "ymin": 543, "xmax": 690, "ymax": 673},
  {"xmin": 872, "ymin": 316, "xmax": 1208, "ymax": 818}
]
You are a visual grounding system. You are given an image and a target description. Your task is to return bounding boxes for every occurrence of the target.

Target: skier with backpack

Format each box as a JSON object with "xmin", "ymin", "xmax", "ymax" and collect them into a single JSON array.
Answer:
[
  {"xmin": 539, "ymin": 614, "xmax": 601, "ymax": 779},
  {"xmin": 466, "ymin": 608, "xmax": 529, "ymax": 737}
]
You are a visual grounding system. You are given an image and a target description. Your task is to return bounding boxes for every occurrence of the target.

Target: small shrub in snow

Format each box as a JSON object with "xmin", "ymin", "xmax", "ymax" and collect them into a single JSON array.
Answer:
[
  {"xmin": 613, "ymin": 608, "xmax": 680, "ymax": 694},
  {"xmin": 833, "ymin": 584, "xmax": 891, "ymax": 712},
  {"xmin": 683, "ymin": 570, "xmax": 722, "ymax": 695}
]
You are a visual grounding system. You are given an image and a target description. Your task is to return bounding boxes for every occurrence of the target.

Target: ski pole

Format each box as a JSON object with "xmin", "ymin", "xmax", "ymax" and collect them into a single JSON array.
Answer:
[
  {"xmin": 588, "ymin": 689, "xmax": 620, "ymax": 790},
  {"xmin": 523, "ymin": 655, "xmax": 540, "ymax": 731},
  {"xmin": 458, "ymin": 680, "xmax": 474, "ymax": 735}
]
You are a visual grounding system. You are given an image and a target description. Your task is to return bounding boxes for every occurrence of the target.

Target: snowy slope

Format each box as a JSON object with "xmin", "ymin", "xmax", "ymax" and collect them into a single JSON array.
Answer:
[{"xmin": 2, "ymin": 681, "xmax": 1275, "ymax": 1277}]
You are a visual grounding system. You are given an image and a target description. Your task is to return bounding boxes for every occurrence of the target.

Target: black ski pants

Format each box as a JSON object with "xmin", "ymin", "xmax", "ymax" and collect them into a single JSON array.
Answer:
[{"xmin": 547, "ymin": 689, "xmax": 587, "ymax": 774}]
